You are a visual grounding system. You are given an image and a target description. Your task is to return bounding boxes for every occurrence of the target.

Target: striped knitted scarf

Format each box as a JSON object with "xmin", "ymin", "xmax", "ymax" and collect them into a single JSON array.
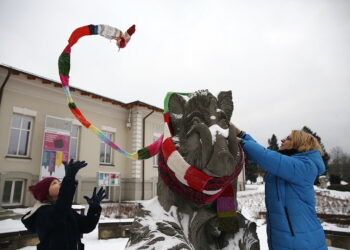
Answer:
[
  {"xmin": 159, "ymin": 92, "xmax": 245, "ymax": 233},
  {"xmin": 58, "ymin": 24, "xmax": 164, "ymax": 160}
]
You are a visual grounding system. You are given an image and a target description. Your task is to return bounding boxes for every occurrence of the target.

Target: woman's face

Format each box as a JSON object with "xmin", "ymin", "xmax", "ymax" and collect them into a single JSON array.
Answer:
[
  {"xmin": 279, "ymin": 134, "xmax": 293, "ymax": 151},
  {"xmin": 48, "ymin": 179, "xmax": 61, "ymax": 201}
]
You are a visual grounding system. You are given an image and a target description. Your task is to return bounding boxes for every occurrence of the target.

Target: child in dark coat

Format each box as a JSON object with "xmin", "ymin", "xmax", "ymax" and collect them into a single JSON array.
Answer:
[{"xmin": 22, "ymin": 160, "xmax": 106, "ymax": 250}]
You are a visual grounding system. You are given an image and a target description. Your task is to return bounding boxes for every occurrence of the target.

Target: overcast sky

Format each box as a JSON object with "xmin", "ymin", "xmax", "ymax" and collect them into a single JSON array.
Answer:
[{"xmin": 1, "ymin": 0, "xmax": 349, "ymax": 155}]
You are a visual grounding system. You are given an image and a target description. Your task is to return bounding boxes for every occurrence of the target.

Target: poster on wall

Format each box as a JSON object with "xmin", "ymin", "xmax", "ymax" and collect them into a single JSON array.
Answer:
[
  {"xmin": 98, "ymin": 172, "xmax": 121, "ymax": 186},
  {"xmin": 40, "ymin": 116, "xmax": 72, "ymax": 180}
]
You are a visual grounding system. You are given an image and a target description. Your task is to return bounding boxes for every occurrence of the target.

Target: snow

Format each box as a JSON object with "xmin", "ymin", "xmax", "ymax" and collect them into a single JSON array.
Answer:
[
  {"xmin": 0, "ymin": 219, "xmax": 27, "ymax": 233},
  {"xmin": 8, "ymin": 207, "xmax": 30, "ymax": 215},
  {"xmin": 171, "ymin": 113, "xmax": 183, "ymax": 119},
  {"xmin": 322, "ymin": 222, "xmax": 350, "ymax": 233},
  {"xmin": 238, "ymin": 185, "xmax": 268, "ymax": 249},
  {"xmin": 172, "ymin": 136, "xmax": 179, "ymax": 143},
  {"xmin": 126, "ymin": 197, "xmax": 193, "ymax": 250},
  {"xmin": 315, "ymin": 186, "xmax": 350, "ymax": 200},
  {"xmin": 209, "ymin": 124, "xmax": 229, "ymax": 144},
  {"xmin": 221, "ymin": 229, "xmax": 244, "ymax": 250},
  {"xmin": 72, "ymin": 204, "xmax": 86, "ymax": 209},
  {"xmin": 188, "ymin": 90, "xmax": 209, "ymax": 98},
  {"xmin": 99, "ymin": 218, "xmax": 134, "ymax": 223},
  {"xmin": 256, "ymin": 222, "xmax": 268, "ymax": 250},
  {"xmin": 179, "ymin": 209, "xmax": 191, "ymax": 241}
]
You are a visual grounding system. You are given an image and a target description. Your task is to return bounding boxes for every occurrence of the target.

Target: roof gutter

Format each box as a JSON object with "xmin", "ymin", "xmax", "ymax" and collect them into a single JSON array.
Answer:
[
  {"xmin": 141, "ymin": 109, "xmax": 155, "ymax": 200},
  {"xmin": 0, "ymin": 68, "xmax": 12, "ymax": 106}
]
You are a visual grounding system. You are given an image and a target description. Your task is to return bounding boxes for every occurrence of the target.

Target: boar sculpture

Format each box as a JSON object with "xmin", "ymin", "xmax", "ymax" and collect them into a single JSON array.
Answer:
[{"xmin": 126, "ymin": 90, "xmax": 259, "ymax": 250}]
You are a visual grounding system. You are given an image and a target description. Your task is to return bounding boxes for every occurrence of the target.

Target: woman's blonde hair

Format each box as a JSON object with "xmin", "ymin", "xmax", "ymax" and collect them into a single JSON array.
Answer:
[{"xmin": 290, "ymin": 130, "xmax": 324, "ymax": 155}]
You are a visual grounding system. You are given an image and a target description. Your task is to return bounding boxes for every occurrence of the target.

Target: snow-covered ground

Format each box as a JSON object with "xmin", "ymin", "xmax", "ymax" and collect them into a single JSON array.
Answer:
[
  {"xmin": 0, "ymin": 184, "xmax": 348, "ymax": 250},
  {"xmin": 18, "ymin": 227, "xmax": 129, "ymax": 250}
]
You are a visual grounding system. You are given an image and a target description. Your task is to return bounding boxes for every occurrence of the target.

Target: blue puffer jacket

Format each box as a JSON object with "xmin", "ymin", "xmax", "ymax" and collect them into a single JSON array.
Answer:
[{"xmin": 240, "ymin": 132, "xmax": 327, "ymax": 250}]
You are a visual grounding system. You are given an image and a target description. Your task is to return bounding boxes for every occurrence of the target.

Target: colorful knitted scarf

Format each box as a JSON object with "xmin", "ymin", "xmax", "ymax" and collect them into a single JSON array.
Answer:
[
  {"xmin": 58, "ymin": 24, "xmax": 163, "ymax": 160},
  {"xmin": 160, "ymin": 92, "xmax": 245, "ymax": 233}
]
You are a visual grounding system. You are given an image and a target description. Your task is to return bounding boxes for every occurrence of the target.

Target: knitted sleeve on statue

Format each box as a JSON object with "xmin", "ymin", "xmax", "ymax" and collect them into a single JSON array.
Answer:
[{"xmin": 58, "ymin": 24, "xmax": 163, "ymax": 160}]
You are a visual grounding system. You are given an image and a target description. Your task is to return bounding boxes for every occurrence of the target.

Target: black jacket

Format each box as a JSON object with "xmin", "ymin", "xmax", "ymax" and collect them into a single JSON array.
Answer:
[{"xmin": 22, "ymin": 177, "xmax": 101, "ymax": 250}]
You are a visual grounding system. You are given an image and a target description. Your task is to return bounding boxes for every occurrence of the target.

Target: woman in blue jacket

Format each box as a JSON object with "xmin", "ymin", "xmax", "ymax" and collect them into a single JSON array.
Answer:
[{"xmin": 236, "ymin": 127, "xmax": 327, "ymax": 250}]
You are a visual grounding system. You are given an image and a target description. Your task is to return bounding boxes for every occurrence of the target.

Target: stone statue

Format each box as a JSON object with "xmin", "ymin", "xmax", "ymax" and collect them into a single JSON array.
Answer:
[{"xmin": 126, "ymin": 90, "xmax": 259, "ymax": 250}]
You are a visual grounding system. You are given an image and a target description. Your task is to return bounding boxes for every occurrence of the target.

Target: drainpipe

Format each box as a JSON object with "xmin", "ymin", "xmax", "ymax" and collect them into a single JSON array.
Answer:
[
  {"xmin": 0, "ymin": 68, "xmax": 12, "ymax": 106},
  {"xmin": 142, "ymin": 109, "xmax": 154, "ymax": 200}
]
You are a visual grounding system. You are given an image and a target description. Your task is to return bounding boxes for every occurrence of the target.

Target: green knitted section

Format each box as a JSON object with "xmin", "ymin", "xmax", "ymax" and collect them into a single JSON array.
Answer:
[
  {"xmin": 137, "ymin": 148, "xmax": 150, "ymax": 160},
  {"xmin": 163, "ymin": 92, "xmax": 190, "ymax": 114},
  {"xmin": 218, "ymin": 215, "xmax": 239, "ymax": 233},
  {"xmin": 218, "ymin": 210, "xmax": 237, "ymax": 218},
  {"xmin": 68, "ymin": 102, "xmax": 77, "ymax": 109},
  {"xmin": 58, "ymin": 53, "xmax": 71, "ymax": 76}
]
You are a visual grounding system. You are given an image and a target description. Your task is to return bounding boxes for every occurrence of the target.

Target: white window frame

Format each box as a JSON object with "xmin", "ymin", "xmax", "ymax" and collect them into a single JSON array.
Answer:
[
  {"xmin": 69, "ymin": 125, "xmax": 80, "ymax": 160},
  {"xmin": 2, "ymin": 179, "xmax": 25, "ymax": 206},
  {"xmin": 7, "ymin": 114, "xmax": 34, "ymax": 157},
  {"xmin": 100, "ymin": 131, "xmax": 114, "ymax": 165}
]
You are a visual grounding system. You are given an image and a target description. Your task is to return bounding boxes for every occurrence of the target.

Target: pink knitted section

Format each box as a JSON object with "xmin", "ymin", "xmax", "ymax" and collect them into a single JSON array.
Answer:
[
  {"xmin": 60, "ymin": 75, "xmax": 69, "ymax": 87},
  {"xmin": 147, "ymin": 135, "xmax": 164, "ymax": 156},
  {"xmin": 63, "ymin": 44, "xmax": 71, "ymax": 54}
]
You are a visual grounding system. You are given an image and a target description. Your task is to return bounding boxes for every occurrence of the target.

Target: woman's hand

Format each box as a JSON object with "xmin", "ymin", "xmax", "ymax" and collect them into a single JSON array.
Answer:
[{"xmin": 230, "ymin": 123, "xmax": 242, "ymax": 136}]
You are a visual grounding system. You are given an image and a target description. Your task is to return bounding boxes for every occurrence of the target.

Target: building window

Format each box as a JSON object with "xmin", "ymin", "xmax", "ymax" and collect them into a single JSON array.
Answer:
[
  {"xmin": 152, "ymin": 135, "xmax": 160, "ymax": 168},
  {"xmin": 100, "ymin": 131, "xmax": 113, "ymax": 164},
  {"xmin": 2, "ymin": 180, "xmax": 24, "ymax": 206},
  {"xmin": 7, "ymin": 114, "xmax": 33, "ymax": 157},
  {"xmin": 104, "ymin": 186, "xmax": 111, "ymax": 201},
  {"xmin": 152, "ymin": 154, "xmax": 158, "ymax": 168},
  {"xmin": 69, "ymin": 125, "xmax": 80, "ymax": 160}
]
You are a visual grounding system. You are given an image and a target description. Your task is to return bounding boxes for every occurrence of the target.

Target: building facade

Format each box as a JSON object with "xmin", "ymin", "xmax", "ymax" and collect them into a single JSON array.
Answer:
[{"xmin": 0, "ymin": 64, "xmax": 245, "ymax": 208}]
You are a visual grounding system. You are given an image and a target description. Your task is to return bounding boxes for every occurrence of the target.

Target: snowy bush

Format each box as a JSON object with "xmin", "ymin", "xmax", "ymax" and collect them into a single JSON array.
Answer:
[{"xmin": 101, "ymin": 203, "xmax": 139, "ymax": 219}]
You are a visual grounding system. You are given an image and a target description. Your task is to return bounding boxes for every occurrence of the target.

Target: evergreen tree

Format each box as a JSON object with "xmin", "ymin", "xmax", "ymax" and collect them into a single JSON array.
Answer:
[
  {"xmin": 267, "ymin": 134, "xmax": 279, "ymax": 151},
  {"xmin": 329, "ymin": 146, "xmax": 350, "ymax": 183},
  {"xmin": 302, "ymin": 126, "xmax": 330, "ymax": 172},
  {"xmin": 245, "ymin": 158, "xmax": 259, "ymax": 183}
]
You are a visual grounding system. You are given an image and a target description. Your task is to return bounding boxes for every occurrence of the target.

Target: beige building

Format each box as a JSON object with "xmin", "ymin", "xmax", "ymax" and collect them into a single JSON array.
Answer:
[{"xmin": 0, "ymin": 64, "xmax": 245, "ymax": 208}]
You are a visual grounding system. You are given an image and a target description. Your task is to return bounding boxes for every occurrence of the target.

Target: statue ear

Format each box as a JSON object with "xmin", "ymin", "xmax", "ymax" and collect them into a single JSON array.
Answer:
[
  {"xmin": 168, "ymin": 94, "xmax": 186, "ymax": 134},
  {"xmin": 217, "ymin": 91, "xmax": 234, "ymax": 122},
  {"xmin": 168, "ymin": 94, "xmax": 186, "ymax": 115}
]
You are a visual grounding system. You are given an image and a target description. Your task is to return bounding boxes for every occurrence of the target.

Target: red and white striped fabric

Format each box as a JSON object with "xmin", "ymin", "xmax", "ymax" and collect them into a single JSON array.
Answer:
[{"xmin": 161, "ymin": 114, "xmax": 244, "ymax": 197}]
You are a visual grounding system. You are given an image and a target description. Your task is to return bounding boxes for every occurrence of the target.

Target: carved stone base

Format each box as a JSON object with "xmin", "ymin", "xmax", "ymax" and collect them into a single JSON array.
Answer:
[{"xmin": 126, "ymin": 198, "xmax": 259, "ymax": 250}]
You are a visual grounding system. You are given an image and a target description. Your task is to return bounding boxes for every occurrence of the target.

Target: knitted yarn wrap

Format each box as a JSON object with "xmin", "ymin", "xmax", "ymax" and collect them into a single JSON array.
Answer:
[{"xmin": 58, "ymin": 24, "xmax": 163, "ymax": 160}]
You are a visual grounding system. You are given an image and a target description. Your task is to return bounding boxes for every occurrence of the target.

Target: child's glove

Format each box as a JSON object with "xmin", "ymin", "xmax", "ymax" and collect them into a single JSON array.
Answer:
[
  {"xmin": 63, "ymin": 159, "xmax": 87, "ymax": 179},
  {"xmin": 84, "ymin": 187, "xmax": 106, "ymax": 206}
]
